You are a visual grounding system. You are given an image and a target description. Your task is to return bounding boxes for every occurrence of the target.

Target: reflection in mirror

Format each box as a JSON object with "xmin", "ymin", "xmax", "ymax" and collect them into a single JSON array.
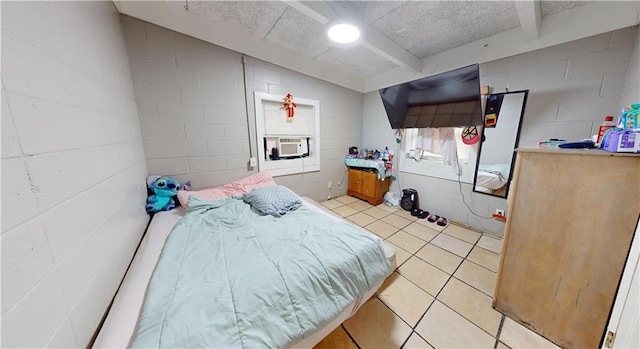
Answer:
[{"xmin": 473, "ymin": 90, "xmax": 528, "ymax": 198}]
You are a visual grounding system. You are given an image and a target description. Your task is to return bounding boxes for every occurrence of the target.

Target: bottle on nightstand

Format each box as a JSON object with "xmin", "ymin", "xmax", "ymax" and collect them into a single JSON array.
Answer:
[{"xmin": 596, "ymin": 115, "xmax": 616, "ymax": 144}]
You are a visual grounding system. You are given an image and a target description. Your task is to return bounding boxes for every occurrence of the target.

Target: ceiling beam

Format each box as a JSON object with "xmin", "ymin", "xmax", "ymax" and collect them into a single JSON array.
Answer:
[
  {"xmin": 111, "ymin": 0, "xmax": 121, "ymax": 12},
  {"xmin": 516, "ymin": 0, "xmax": 542, "ymax": 42},
  {"xmin": 284, "ymin": 0, "xmax": 422, "ymax": 72},
  {"xmin": 285, "ymin": 1, "xmax": 331, "ymax": 25}
]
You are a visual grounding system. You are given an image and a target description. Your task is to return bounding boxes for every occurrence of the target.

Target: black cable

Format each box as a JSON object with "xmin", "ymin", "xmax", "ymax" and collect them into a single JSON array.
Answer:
[
  {"xmin": 395, "ymin": 141, "xmax": 402, "ymax": 192},
  {"xmin": 338, "ymin": 169, "xmax": 347, "ymax": 188},
  {"xmin": 456, "ymin": 159, "xmax": 493, "ymax": 220}
]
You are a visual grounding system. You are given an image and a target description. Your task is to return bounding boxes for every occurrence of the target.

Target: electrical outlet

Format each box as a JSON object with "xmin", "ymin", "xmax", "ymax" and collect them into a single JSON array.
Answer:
[
  {"xmin": 249, "ymin": 157, "xmax": 257, "ymax": 167},
  {"xmin": 495, "ymin": 209, "xmax": 505, "ymax": 216},
  {"xmin": 327, "ymin": 181, "xmax": 332, "ymax": 189}
]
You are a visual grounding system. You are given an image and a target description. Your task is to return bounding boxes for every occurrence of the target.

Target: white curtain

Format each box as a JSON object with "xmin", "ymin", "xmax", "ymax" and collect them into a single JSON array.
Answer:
[{"xmin": 415, "ymin": 128, "xmax": 460, "ymax": 172}]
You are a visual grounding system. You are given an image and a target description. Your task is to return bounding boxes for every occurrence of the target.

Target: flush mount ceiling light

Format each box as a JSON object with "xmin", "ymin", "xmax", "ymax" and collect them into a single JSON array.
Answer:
[{"xmin": 327, "ymin": 22, "xmax": 360, "ymax": 44}]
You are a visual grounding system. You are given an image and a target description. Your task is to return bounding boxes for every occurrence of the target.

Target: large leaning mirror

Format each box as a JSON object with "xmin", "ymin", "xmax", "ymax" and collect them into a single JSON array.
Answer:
[{"xmin": 473, "ymin": 90, "xmax": 529, "ymax": 198}]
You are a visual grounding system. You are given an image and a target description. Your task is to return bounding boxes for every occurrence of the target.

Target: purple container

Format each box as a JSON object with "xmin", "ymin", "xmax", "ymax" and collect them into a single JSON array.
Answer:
[{"xmin": 601, "ymin": 129, "xmax": 640, "ymax": 153}]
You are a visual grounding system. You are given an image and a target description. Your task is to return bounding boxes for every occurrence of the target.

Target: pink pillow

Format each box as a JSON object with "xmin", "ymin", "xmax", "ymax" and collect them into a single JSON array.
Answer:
[
  {"xmin": 231, "ymin": 170, "xmax": 277, "ymax": 192},
  {"xmin": 177, "ymin": 171, "xmax": 276, "ymax": 207},
  {"xmin": 176, "ymin": 185, "xmax": 241, "ymax": 208}
]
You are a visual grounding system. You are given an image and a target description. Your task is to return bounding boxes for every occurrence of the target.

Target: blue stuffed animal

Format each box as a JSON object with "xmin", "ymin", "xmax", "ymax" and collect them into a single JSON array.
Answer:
[{"xmin": 146, "ymin": 176, "xmax": 181, "ymax": 213}]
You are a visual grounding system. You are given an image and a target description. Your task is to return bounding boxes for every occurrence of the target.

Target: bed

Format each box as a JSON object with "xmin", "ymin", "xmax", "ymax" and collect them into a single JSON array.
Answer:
[
  {"xmin": 475, "ymin": 163, "xmax": 510, "ymax": 194},
  {"xmin": 93, "ymin": 174, "xmax": 395, "ymax": 348}
]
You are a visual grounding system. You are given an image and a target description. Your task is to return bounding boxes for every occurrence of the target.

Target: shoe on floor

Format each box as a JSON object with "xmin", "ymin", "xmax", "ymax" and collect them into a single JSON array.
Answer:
[
  {"xmin": 436, "ymin": 217, "xmax": 448, "ymax": 226},
  {"xmin": 427, "ymin": 214, "xmax": 440, "ymax": 223},
  {"xmin": 417, "ymin": 210, "xmax": 429, "ymax": 219}
]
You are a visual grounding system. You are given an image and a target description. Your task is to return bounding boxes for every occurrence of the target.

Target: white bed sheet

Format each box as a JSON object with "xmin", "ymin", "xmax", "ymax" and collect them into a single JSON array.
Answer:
[
  {"xmin": 93, "ymin": 198, "xmax": 395, "ymax": 348},
  {"xmin": 476, "ymin": 170, "xmax": 508, "ymax": 190},
  {"xmin": 94, "ymin": 208, "xmax": 185, "ymax": 348}
]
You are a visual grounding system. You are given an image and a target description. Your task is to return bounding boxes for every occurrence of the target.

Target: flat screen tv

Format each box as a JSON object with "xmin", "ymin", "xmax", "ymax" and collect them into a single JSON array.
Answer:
[{"xmin": 379, "ymin": 64, "xmax": 483, "ymax": 129}]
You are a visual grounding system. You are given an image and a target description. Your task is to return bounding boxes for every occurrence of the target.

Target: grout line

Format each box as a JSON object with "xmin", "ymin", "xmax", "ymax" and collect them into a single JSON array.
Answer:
[
  {"xmin": 340, "ymin": 324, "xmax": 362, "ymax": 349},
  {"xmin": 2, "ymin": 159, "xmax": 145, "ymax": 236},
  {"xmin": 391, "ymin": 220, "xmax": 502, "ymax": 340},
  {"xmin": 373, "ymin": 294, "xmax": 415, "ymax": 330},
  {"xmin": 495, "ymin": 315, "xmax": 506, "ymax": 348},
  {"xmin": 408, "ymin": 245, "xmax": 467, "ymax": 330},
  {"xmin": 1, "ymin": 189, "xmax": 143, "ymax": 316},
  {"xmin": 2, "ymin": 80, "xmax": 29, "ymax": 160},
  {"xmin": 413, "ymin": 330, "xmax": 436, "ymax": 349},
  {"xmin": 464, "ymin": 254, "xmax": 500, "ymax": 274},
  {"xmin": 398, "ymin": 331, "xmax": 412, "ymax": 348},
  {"xmin": 473, "ymin": 243, "xmax": 502, "ymax": 256},
  {"xmin": 329, "ymin": 202, "xmax": 506, "ymax": 347},
  {"xmin": 449, "ymin": 274, "xmax": 495, "ymax": 299},
  {"xmin": 415, "ymin": 238, "xmax": 501, "ymax": 339}
]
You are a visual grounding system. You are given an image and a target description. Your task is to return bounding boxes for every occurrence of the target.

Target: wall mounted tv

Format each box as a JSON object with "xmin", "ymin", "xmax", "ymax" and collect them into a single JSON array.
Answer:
[{"xmin": 379, "ymin": 64, "xmax": 483, "ymax": 129}]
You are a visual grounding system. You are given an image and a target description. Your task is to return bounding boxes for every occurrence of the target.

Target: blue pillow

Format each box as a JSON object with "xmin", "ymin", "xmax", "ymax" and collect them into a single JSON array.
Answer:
[{"xmin": 242, "ymin": 185, "xmax": 302, "ymax": 217}]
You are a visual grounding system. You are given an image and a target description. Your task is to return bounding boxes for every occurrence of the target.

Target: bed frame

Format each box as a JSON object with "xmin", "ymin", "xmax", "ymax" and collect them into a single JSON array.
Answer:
[{"xmin": 93, "ymin": 197, "xmax": 395, "ymax": 348}]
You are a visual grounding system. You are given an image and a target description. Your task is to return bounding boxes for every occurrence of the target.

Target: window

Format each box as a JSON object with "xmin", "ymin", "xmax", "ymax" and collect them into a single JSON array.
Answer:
[
  {"xmin": 254, "ymin": 92, "xmax": 320, "ymax": 176},
  {"xmin": 398, "ymin": 127, "xmax": 479, "ymax": 183}
]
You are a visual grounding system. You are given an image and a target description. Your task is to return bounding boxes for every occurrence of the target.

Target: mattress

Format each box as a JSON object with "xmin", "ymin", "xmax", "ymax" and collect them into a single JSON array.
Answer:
[
  {"xmin": 476, "ymin": 169, "xmax": 508, "ymax": 190},
  {"xmin": 93, "ymin": 197, "xmax": 395, "ymax": 348}
]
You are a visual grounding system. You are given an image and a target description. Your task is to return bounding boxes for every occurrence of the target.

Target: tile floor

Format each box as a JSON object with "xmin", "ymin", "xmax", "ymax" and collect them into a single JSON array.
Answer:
[{"xmin": 313, "ymin": 195, "xmax": 559, "ymax": 349}]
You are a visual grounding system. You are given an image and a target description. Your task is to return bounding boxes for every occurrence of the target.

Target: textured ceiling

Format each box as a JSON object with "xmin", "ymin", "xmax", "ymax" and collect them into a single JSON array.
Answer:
[
  {"xmin": 359, "ymin": 1, "xmax": 521, "ymax": 58},
  {"xmin": 178, "ymin": 0, "xmax": 590, "ymax": 79},
  {"xmin": 315, "ymin": 45, "xmax": 399, "ymax": 78},
  {"xmin": 263, "ymin": 6, "xmax": 333, "ymax": 58},
  {"xmin": 187, "ymin": 1, "xmax": 287, "ymax": 39},
  {"xmin": 540, "ymin": 0, "xmax": 588, "ymax": 18}
]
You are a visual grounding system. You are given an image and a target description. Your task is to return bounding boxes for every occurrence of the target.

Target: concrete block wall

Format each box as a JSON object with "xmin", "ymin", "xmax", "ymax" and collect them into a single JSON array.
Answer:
[
  {"xmin": 124, "ymin": 16, "xmax": 363, "ymax": 202},
  {"xmin": 123, "ymin": 14, "xmax": 250, "ymax": 189},
  {"xmin": 1, "ymin": 2, "xmax": 148, "ymax": 347},
  {"xmin": 362, "ymin": 27, "xmax": 638, "ymax": 236},
  {"xmin": 483, "ymin": 26, "xmax": 637, "ymax": 146},
  {"xmin": 243, "ymin": 56, "xmax": 364, "ymax": 201}
]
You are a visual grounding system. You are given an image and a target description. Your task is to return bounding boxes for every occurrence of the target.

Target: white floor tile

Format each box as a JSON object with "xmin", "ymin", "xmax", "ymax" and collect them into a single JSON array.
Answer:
[
  {"xmin": 477, "ymin": 235, "xmax": 503, "ymax": 254},
  {"xmin": 500, "ymin": 317, "xmax": 560, "ymax": 349},
  {"xmin": 431, "ymin": 233, "xmax": 473, "ymax": 258},
  {"xmin": 415, "ymin": 301, "xmax": 495, "ymax": 349}
]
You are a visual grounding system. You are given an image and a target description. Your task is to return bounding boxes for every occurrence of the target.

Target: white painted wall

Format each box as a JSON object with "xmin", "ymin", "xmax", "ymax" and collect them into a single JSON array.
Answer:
[
  {"xmin": 619, "ymin": 26, "xmax": 640, "ymax": 107},
  {"xmin": 362, "ymin": 27, "xmax": 638, "ymax": 236},
  {"xmin": 0, "ymin": 2, "xmax": 633, "ymax": 346},
  {"xmin": 497, "ymin": 27, "xmax": 637, "ymax": 146},
  {"xmin": 244, "ymin": 56, "xmax": 363, "ymax": 200},
  {"xmin": 124, "ymin": 16, "xmax": 363, "ymax": 201},
  {"xmin": 1, "ymin": 2, "xmax": 148, "ymax": 347}
]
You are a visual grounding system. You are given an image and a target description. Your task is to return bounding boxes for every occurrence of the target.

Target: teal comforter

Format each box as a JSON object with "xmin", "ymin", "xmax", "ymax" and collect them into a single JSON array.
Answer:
[{"xmin": 131, "ymin": 196, "xmax": 391, "ymax": 348}]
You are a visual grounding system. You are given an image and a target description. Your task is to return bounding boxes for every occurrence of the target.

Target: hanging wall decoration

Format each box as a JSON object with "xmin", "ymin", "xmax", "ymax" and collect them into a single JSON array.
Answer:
[
  {"xmin": 282, "ymin": 93, "xmax": 297, "ymax": 121},
  {"xmin": 461, "ymin": 126, "xmax": 480, "ymax": 145}
]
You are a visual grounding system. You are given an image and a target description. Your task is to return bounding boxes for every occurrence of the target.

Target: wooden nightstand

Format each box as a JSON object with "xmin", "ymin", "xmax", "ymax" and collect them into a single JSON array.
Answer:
[{"xmin": 347, "ymin": 167, "xmax": 390, "ymax": 205}]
